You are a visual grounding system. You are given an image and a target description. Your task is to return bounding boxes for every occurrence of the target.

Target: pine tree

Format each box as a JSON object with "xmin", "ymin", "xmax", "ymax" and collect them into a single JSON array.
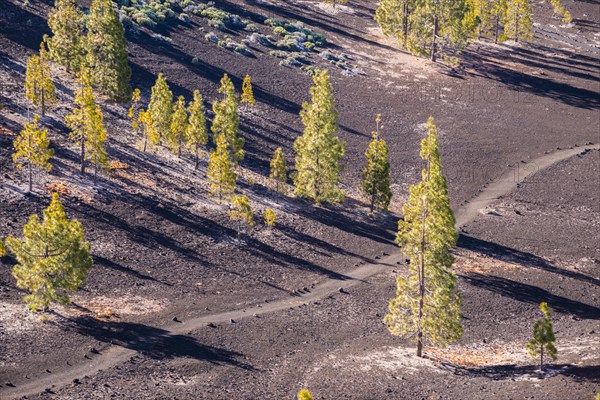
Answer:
[
  {"xmin": 298, "ymin": 389, "xmax": 313, "ymax": 400},
  {"xmin": 207, "ymin": 135, "xmax": 236, "ymax": 203},
  {"xmin": 186, "ymin": 90, "xmax": 208, "ymax": 169},
  {"xmin": 139, "ymin": 110, "xmax": 158, "ymax": 152},
  {"xmin": 169, "ymin": 95, "xmax": 188, "ymax": 156},
  {"xmin": 0, "ymin": 239, "xmax": 5, "ymax": 257},
  {"xmin": 504, "ymin": 0, "xmax": 533, "ymax": 42},
  {"xmin": 490, "ymin": 0, "xmax": 508, "ymax": 42},
  {"xmin": 228, "ymin": 195, "xmax": 254, "ymax": 233},
  {"xmin": 293, "ymin": 69, "xmax": 345, "ymax": 204},
  {"xmin": 148, "ymin": 73, "xmax": 173, "ymax": 145},
  {"xmin": 269, "ymin": 147, "xmax": 288, "ymax": 194},
  {"xmin": 6, "ymin": 193, "xmax": 92, "ymax": 312},
  {"xmin": 13, "ymin": 115, "xmax": 54, "ymax": 193},
  {"xmin": 360, "ymin": 114, "xmax": 392, "ymax": 212},
  {"xmin": 212, "ymin": 74, "xmax": 244, "ymax": 164},
  {"xmin": 65, "ymin": 68, "xmax": 106, "ymax": 175},
  {"xmin": 45, "ymin": 0, "xmax": 86, "ymax": 73},
  {"xmin": 24, "ymin": 45, "xmax": 57, "ymax": 117},
  {"xmin": 375, "ymin": 0, "xmax": 414, "ymax": 45},
  {"xmin": 241, "ymin": 74, "xmax": 255, "ymax": 108},
  {"xmin": 86, "ymin": 0, "xmax": 132, "ymax": 101},
  {"xmin": 129, "ymin": 88, "xmax": 142, "ymax": 137},
  {"xmin": 264, "ymin": 208, "xmax": 276, "ymax": 227},
  {"xmin": 526, "ymin": 302, "xmax": 557, "ymax": 371},
  {"xmin": 384, "ymin": 117, "xmax": 462, "ymax": 357}
]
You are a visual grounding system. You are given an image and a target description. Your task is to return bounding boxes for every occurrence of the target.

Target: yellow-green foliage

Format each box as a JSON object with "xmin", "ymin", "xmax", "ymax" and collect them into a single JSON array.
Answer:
[
  {"xmin": 263, "ymin": 208, "xmax": 276, "ymax": 227},
  {"xmin": 208, "ymin": 135, "xmax": 237, "ymax": 203},
  {"xmin": 148, "ymin": 73, "xmax": 173, "ymax": 143},
  {"xmin": 241, "ymin": 74, "xmax": 255, "ymax": 107},
  {"xmin": 169, "ymin": 95, "xmax": 188, "ymax": 155},
  {"xmin": 13, "ymin": 115, "xmax": 54, "ymax": 192},
  {"xmin": 504, "ymin": 0, "xmax": 533, "ymax": 41},
  {"xmin": 298, "ymin": 389, "xmax": 313, "ymax": 400},
  {"xmin": 6, "ymin": 193, "xmax": 93, "ymax": 312},
  {"xmin": 269, "ymin": 147, "xmax": 288, "ymax": 194},
  {"xmin": 0, "ymin": 239, "xmax": 6, "ymax": 257},
  {"xmin": 385, "ymin": 117, "xmax": 462, "ymax": 356},
  {"xmin": 24, "ymin": 46, "xmax": 57, "ymax": 117},
  {"xmin": 228, "ymin": 195, "xmax": 254, "ymax": 228},
  {"xmin": 360, "ymin": 114, "xmax": 391, "ymax": 212},
  {"xmin": 129, "ymin": 88, "xmax": 142, "ymax": 134}
]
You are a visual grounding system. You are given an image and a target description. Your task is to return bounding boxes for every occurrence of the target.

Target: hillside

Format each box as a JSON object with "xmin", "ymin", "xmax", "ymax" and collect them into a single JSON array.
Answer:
[{"xmin": 0, "ymin": 0, "xmax": 599, "ymax": 399}]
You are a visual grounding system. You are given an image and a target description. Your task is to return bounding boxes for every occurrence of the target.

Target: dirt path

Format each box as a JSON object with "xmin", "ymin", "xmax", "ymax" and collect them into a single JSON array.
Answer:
[{"xmin": 2, "ymin": 144, "xmax": 598, "ymax": 400}]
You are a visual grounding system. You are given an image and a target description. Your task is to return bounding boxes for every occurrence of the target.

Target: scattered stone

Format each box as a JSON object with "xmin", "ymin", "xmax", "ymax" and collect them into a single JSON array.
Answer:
[
  {"xmin": 73, "ymin": 378, "xmax": 80, "ymax": 385},
  {"xmin": 339, "ymin": 287, "xmax": 349, "ymax": 294},
  {"xmin": 172, "ymin": 316, "xmax": 181, "ymax": 323},
  {"xmin": 207, "ymin": 322, "xmax": 217, "ymax": 328},
  {"xmin": 90, "ymin": 347, "xmax": 99, "ymax": 354}
]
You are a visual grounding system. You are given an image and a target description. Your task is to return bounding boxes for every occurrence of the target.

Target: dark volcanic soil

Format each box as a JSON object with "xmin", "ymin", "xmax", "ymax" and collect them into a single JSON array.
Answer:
[{"xmin": 1, "ymin": 0, "xmax": 599, "ymax": 399}]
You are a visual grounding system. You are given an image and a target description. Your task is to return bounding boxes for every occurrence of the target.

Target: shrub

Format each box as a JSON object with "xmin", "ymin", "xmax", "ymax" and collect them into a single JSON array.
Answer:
[
  {"xmin": 205, "ymin": 31, "xmax": 220, "ymax": 43},
  {"xmin": 273, "ymin": 26, "xmax": 288, "ymax": 36},
  {"xmin": 248, "ymin": 33, "xmax": 273, "ymax": 47},
  {"xmin": 246, "ymin": 23, "xmax": 259, "ymax": 32},
  {"xmin": 264, "ymin": 209, "xmax": 276, "ymax": 227}
]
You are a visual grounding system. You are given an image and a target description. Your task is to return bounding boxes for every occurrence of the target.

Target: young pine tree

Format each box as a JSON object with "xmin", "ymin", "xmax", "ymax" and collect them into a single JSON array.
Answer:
[
  {"xmin": 65, "ymin": 68, "xmax": 107, "ymax": 175},
  {"xmin": 384, "ymin": 117, "xmax": 462, "ymax": 358},
  {"xmin": 360, "ymin": 114, "xmax": 392, "ymax": 212},
  {"xmin": 6, "ymin": 193, "xmax": 93, "ymax": 312},
  {"xmin": 24, "ymin": 46, "xmax": 57, "ymax": 117},
  {"xmin": 139, "ymin": 110, "xmax": 158, "ymax": 152},
  {"xmin": 207, "ymin": 135, "xmax": 237, "ymax": 203},
  {"xmin": 491, "ymin": 0, "xmax": 508, "ymax": 42},
  {"xmin": 298, "ymin": 389, "xmax": 314, "ymax": 400},
  {"xmin": 87, "ymin": 104, "xmax": 109, "ymax": 184},
  {"xmin": 375, "ymin": 0, "xmax": 413, "ymax": 46},
  {"xmin": 228, "ymin": 195, "xmax": 255, "ymax": 234},
  {"xmin": 263, "ymin": 208, "xmax": 276, "ymax": 227},
  {"xmin": 526, "ymin": 302, "xmax": 557, "ymax": 371},
  {"xmin": 148, "ymin": 73, "xmax": 173, "ymax": 145},
  {"xmin": 13, "ymin": 115, "xmax": 54, "ymax": 193},
  {"xmin": 504, "ymin": 0, "xmax": 533, "ymax": 42},
  {"xmin": 293, "ymin": 69, "xmax": 345, "ymax": 204},
  {"xmin": 212, "ymin": 74, "xmax": 244, "ymax": 164},
  {"xmin": 129, "ymin": 88, "xmax": 143, "ymax": 137},
  {"xmin": 186, "ymin": 90, "xmax": 208, "ymax": 169},
  {"xmin": 86, "ymin": 0, "xmax": 132, "ymax": 101},
  {"xmin": 45, "ymin": 0, "xmax": 86, "ymax": 73},
  {"xmin": 241, "ymin": 74, "xmax": 255, "ymax": 108},
  {"xmin": 269, "ymin": 147, "xmax": 288, "ymax": 195},
  {"xmin": 169, "ymin": 96, "xmax": 188, "ymax": 156}
]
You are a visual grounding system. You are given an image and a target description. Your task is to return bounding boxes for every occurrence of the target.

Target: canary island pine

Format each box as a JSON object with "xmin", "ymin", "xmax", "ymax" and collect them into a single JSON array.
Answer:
[
  {"xmin": 385, "ymin": 117, "xmax": 462, "ymax": 357},
  {"xmin": 208, "ymin": 135, "xmax": 237, "ymax": 203},
  {"xmin": 186, "ymin": 90, "xmax": 208, "ymax": 169},
  {"xmin": 293, "ymin": 69, "xmax": 345, "ymax": 204},
  {"xmin": 526, "ymin": 302, "xmax": 557, "ymax": 371},
  {"xmin": 6, "ymin": 193, "xmax": 93, "ymax": 312},
  {"xmin": 13, "ymin": 115, "xmax": 54, "ymax": 193}
]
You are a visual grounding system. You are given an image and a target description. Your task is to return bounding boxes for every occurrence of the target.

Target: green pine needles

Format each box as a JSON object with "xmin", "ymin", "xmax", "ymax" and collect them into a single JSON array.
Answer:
[
  {"xmin": 13, "ymin": 115, "xmax": 54, "ymax": 193},
  {"xmin": 385, "ymin": 117, "xmax": 462, "ymax": 357},
  {"xmin": 293, "ymin": 69, "xmax": 345, "ymax": 204},
  {"xmin": 360, "ymin": 114, "xmax": 392, "ymax": 212},
  {"xmin": 212, "ymin": 74, "xmax": 244, "ymax": 164},
  {"xmin": 6, "ymin": 193, "xmax": 93, "ymax": 312},
  {"xmin": 526, "ymin": 302, "xmax": 557, "ymax": 371}
]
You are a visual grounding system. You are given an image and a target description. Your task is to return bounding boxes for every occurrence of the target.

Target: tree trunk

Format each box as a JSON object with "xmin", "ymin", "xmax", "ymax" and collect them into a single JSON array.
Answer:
[
  {"xmin": 403, "ymin": 3, "xmax": 408, "ymax": 43},
  {"xmin": 515, "ymin": 14, "xmax": 519, "ymax": 42},
  {"xmin": 80, "ymin": 137, "xmax": 86, "ymax": 175},
  {"xmin": 540, "ymin": 345, "xmax": 544, "ymax": 371},
  {"xmin": 143, "ymin": 133, "xmax": 148, "ymax": 152},
  {"xmin": 195, "ymin": 144, "xmax": 199, "ymax": 170},
  {"xmin": 94, "ymin": 164, "xmax": 98, "ymax": 185},
  {"xmin": 370, "ymin": 195, "xmax": 375, "ymax": 213},
  {"xmin": 41, "ymin": 87, "xmax": 45, "ymax": 117},
  {"xmin": 431, "ymin": 14, "xmax": 439, "ymax": 62},
  {"xmin": 495, "ymin": 16, "xmax": 500, "ymax": 43},
  {"xmin": 28, "ymin": 162, "xmax": 33, "ymax": 193}
]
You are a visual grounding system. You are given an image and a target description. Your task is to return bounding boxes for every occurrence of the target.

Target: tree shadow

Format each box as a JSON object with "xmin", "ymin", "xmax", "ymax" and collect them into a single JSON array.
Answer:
[
  {"xmin": 58, "ymin": 315, "xmax": 256, "ymax": 369},
  {"xmin": 462, "ymin": 272, "xmax": 600, "ymax": 319},
  {"xmin": 457, "ymin": 234, "xmax": 600, "ymax": 287},
  {"xmin": 449, "ymin": 363, "xmax": 600, "ymax": 383}
]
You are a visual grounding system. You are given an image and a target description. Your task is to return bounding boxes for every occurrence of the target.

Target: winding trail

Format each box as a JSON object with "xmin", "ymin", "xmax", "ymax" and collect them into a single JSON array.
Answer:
[{"xmin": 2, "ymin": 144, "xmax": 598, "ymax": 400}]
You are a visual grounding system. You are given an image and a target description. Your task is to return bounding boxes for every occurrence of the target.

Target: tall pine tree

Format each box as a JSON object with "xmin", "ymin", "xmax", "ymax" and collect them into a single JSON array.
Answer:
[
  {"xmin": 65, "ymin": 68, "xmax": 106, "ymax": 175},
  {"xmin": 186, "ymin": 90, "xmax": 208, "ymax": 169},
  {"xmin": 45, "ymin": 0, "xmax": 86, "ymax": 73},
  {"xmin": 24, "ymin": 45, "xmax": 57, "ymax": 117},
  {"xmin": 504, "ymin": 0, "xmax": 533, "ymax": 42},
  {"xmin": 375, "ymin": 0, "xmax": 413, "ymax": 46},
  {"xmin": 86, "ymin": 0, "xmax": 132, "ymax": 102},
  {"xmin": 384, "ymin": 117, "xmax": 462, "ymax": 357},
  {"xmin": 293, "ymin": 69, "xmax": 345, "ymax": 204},
  {"xmin": 6, "ymin": 193, "xmax": 93, "ymax": 312},
  {"xmin": 207, "ymin": 135, "xmax": 237, "ymax": 203},
  {"xmin": 148, "ymin": 73, "xmax": 173, "ymax": 145},
  {"xmin": 169, "ymin": 95, "xmax": 188, "ymax": 156},
  {"xmin": 212, "ymin": 74, "xmax": 244, "ymax": 164},
  {"xmin": 360, "ymin": 115, "xmax": 392, "ymax": 212},
  {"xmin": 13, "ymin": 115, "xmax": 54, "ymax": 193}
]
